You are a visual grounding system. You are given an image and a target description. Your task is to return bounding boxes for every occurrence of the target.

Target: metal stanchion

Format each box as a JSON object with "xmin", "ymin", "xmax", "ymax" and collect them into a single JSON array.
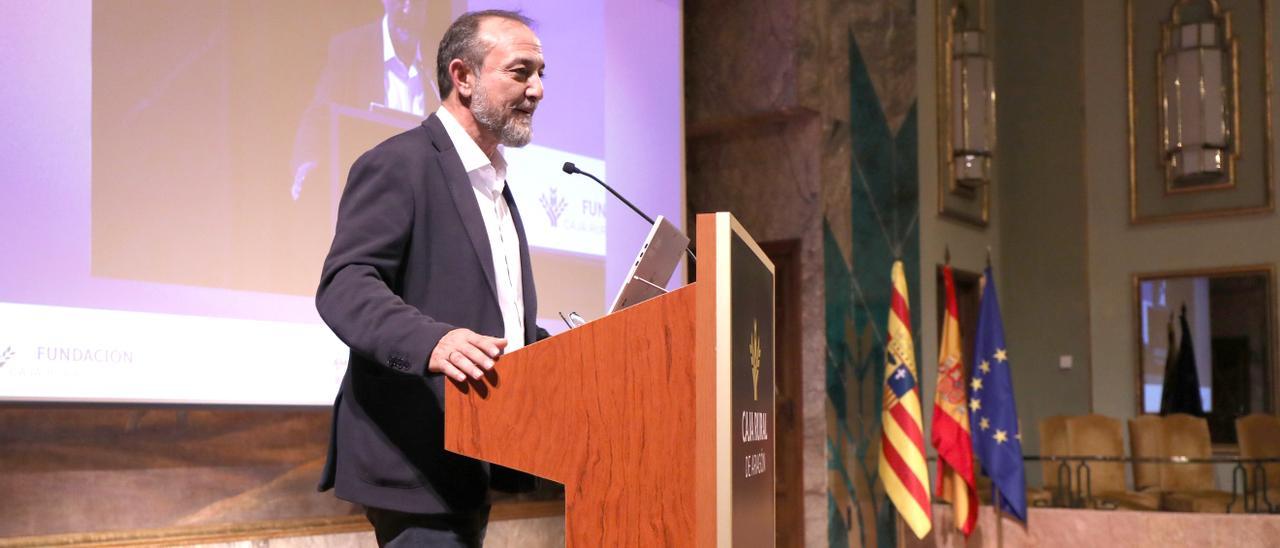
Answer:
[
  {"xmin": 1229, "ymin": 461, "xmax": 1248, "ymax": 513},
  {"xmin": 1259, "ymin": 464, "xmax": 1278, "ymax": 513},
  {"xmin": 1055, "ymin": 460, "xmax": 1072, "ymax": 507},
  {"xmin": 1074, "ymin": 460, "xmax": 1093, "ymax": 509}
]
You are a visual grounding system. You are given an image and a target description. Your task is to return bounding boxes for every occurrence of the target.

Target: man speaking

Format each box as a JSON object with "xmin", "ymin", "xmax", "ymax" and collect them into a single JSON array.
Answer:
[{"xmin": 315, "ymin": 10, "xmax": 547, "ymax": 547}]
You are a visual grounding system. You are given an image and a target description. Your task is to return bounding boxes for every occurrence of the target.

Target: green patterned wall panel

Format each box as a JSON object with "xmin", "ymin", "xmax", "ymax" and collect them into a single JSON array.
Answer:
[{"xmin": 825, "ymin": 30, "xmax": 920, "ymax": 548}]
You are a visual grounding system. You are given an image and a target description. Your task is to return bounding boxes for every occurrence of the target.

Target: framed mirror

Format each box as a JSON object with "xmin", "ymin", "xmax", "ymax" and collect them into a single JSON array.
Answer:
[{"xmin": 1133, "ymin": 265, "xmax": 1276, "ymax": 444}]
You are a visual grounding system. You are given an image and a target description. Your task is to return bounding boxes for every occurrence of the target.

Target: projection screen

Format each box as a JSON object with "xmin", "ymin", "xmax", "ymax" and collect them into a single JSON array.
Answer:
[{"xmin": 0, "ymin": 0, "xmax": 684, "ymax": 405}]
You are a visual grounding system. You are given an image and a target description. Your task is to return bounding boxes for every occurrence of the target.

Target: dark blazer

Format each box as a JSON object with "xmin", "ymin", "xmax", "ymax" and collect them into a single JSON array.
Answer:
[{"xmin": 315, "ymin": 113, "xmax": 540, "ymax": 514}]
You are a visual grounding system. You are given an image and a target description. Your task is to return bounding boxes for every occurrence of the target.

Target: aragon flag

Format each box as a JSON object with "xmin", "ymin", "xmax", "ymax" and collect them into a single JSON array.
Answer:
[
  {"xmin": 878, "ymin": 260, "xmax": 932, "ymax": 539},
  {"xmin": 931, "ymin": 264, "xmax": 978, "ymax": 536}
]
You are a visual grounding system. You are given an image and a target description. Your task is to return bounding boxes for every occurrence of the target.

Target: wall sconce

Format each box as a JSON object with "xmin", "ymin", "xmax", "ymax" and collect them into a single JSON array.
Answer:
[
  {"xmin": 949, "ymin": 6, "xmax": 996, "ymax": 192},
  {"xmin": 936, "ymin": 0, "xmax": 992, "ymax": 226},
  {"xmin": 1158, "ymin": 0, "xmax": 1239, "ymax": 191}
]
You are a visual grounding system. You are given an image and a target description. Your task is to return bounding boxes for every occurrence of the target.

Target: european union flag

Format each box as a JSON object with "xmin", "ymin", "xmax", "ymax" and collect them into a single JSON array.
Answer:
[{"xmin": 969, "ymin": 266, "xmax": 1027, "ymax": 522}]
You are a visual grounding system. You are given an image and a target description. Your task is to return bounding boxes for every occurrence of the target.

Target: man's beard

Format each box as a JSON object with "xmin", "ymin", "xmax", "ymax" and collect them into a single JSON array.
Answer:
[{"xmin": 471, "ymin": 83, "xmax": 534, "ymax": 147}]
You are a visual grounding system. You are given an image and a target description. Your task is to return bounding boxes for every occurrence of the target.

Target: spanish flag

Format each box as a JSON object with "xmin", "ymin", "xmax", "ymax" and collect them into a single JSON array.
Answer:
[
  {"xmin": 878, "ymin": 261, "xmax": 932, "ymax": 539},
  {"xmin": 931, "ymin": 264, "xmax": 978, "ymax": 536}
]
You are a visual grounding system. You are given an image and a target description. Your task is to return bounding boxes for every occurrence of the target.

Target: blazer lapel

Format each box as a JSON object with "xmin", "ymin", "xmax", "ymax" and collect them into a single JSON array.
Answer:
[
  {"xmin": 424, "ymin": 115, "xmax": 500, "ymax": 307},
  {"xmin": 504, "ymin": 185, "xmax": 539, "ymax": 344}
]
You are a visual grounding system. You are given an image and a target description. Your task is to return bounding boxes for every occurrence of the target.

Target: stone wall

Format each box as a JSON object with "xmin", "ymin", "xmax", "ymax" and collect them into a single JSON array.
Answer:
[{"xmin": 686, "ymin": 0, "xmax": 920, "ymax": 545}]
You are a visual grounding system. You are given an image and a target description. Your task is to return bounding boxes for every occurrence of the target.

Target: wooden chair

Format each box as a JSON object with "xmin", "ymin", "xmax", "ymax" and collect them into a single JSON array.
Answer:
[
  {"xmin": 1235, "ymin": 413, "xmax": 1280, "ymax": 509},
  {"xmin": 1159, "ymin": 413, "xmax": 1235, "ymax": 513},
  {"xmin": 1030, "ymin": 416, "xmax": 1069, "ymax": 506},
  {"xmin": 1128, "ymin": 415, "xmax": 1165, "ymax": 493},
  {"xmin": 1064, "ymin": 414, "xmax": 1159, "ymax": 510}
]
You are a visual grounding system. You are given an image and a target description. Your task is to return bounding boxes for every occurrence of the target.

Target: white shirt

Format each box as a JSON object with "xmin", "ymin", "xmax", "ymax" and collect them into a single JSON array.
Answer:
[
  {"xmin": 436, "ymin": 107, "xmax": 526, "ymax": 351},
  {"xmin": 382, "ymin": 16, "xmax": 440, "ymax": 115}
]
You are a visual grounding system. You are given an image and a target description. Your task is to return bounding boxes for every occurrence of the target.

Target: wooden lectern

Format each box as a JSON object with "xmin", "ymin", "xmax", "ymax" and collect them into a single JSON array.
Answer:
[{"xmin": 446, "ymin": 212, "xmax": 776, "ymax": 546}]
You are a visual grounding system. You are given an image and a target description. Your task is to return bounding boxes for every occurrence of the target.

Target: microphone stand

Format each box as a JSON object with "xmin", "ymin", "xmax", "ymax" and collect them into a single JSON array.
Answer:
[{"xmin": 562, "ymin": 162, "xmax": 697, "ymax": 267}]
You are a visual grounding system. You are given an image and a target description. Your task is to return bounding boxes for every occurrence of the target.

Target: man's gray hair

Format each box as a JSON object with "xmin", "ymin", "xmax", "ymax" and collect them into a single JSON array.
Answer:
[{"xmin": 436, "ymin": 10, "xmax": 535, "ymax": 100}]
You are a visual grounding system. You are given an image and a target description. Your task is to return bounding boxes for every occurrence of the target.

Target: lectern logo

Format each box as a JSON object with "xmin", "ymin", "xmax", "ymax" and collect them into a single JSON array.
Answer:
[
  {"xmin": 539, "ymin": 187, "xmax": 568, "ymax": 227},
  {"xmin": 749, "ymin": 320, "xmax": 762, "ymax": 400}
]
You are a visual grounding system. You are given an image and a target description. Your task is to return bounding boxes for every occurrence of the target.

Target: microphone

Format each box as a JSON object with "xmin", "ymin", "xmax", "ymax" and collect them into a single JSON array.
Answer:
[
  {"xmin": 562, "ymin": 162, "xmax": 696, "ymax": 265},
  {"xmin": 562, "ymin": 162, "xmax": 656, "ymax": 225}
]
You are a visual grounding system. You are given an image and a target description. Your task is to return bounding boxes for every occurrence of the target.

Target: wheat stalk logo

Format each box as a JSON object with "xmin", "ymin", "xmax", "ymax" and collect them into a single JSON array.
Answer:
[
  {"xmin": 749, "ymin": 321, "xmax": 762, "ymax": 400},
  {"xmin": 539, "ymin": 187, "xmax": 568, "ymax": 227},
  {"xmin": 0, "ymin": 346, "xmax": 13, "ymax": 368}
]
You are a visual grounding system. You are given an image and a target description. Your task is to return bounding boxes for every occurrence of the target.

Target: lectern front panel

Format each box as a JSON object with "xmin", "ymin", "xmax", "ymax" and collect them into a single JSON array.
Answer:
[
  {"xmin": 728, "ymin": 226, "xmax": 776, "ymax": 547},
  {"xmin": 700, "ymin": 212, "xmax": 777, "ymax": 547}
]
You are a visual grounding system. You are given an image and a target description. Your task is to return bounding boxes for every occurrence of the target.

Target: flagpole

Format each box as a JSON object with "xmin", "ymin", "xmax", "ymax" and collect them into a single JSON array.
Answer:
[{"xmin": 994, "ymin": 486, "xmax": 1003, "ymax": 548}]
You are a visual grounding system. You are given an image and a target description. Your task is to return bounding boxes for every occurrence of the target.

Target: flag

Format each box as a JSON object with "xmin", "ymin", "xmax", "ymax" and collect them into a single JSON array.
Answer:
[
  {"xmin": 931, "ymin": 264, "xmax": 977, "ymax": 536},
  {"xmin": 1160, "ymin": 304, "xmax": 1204, "ymax": 416},
  {"xmin": 878, "ymin": 261, "xmax": 932, "ymax": 539},
  {"xmin": 969, "ymin": 266, "xmax": 1027, "ymax": 522}
]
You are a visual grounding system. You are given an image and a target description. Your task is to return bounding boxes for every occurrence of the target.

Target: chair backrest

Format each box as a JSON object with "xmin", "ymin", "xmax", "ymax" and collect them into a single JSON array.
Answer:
[
  {"xmin": 1065, "ymin": 414, "xmax": 1127, "ymax": 494},
  {"xmin": 1236, "ymin": 413, "xmax": 1280, "ymax": 490},
  {"xmin": 1128, "ymin": 415, "xmax": 1165, "ymax": 491},
  {"xmin": 1039, "ymin": 415, "xmax": 1069, "ymax": 489},
  {"xmin": 1160, "ymin": 413, "xmax": 1214, "ymax": 492}
]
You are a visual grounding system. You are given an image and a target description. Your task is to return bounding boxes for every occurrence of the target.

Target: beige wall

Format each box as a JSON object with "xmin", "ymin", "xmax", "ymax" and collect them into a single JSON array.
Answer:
[
  {"xmin": 917, "ymin": 0, "xmax": 1095, "ymax": 476},
  {"xmin": 991, "ymin": 0, "xmax": 1095, "ymax": 457},
  {"xmin": 915, "ymin": 0, "xmax": 1003, "ymax": 465},
  {"xmin": 915, "ymin": 0, "xmax": 1280, "ymax": 489},
  {"xmin": 1082, "ymin": 0, "xmax": 1280, "ymax": 421},
  {"xmin": 922, "ymin": 0, "xmax": 1280, "ymax": 462}
]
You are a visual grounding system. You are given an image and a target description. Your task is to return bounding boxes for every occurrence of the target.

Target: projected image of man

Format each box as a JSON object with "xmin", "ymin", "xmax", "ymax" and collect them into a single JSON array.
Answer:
[
  {"xmin": 315, "ymin": 10, "xmax": 548, "ymax": 547},
  {"xmin": 291, "ymin": 0, "xmax": 445, "ymax": 201}
]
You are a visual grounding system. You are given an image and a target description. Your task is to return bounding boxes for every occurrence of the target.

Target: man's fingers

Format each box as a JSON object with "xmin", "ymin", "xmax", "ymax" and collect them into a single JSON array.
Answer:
[
  {"xmin": 430, "ymin": 358, "xmax": 468, "ymax": 382},
  {"xmin": 448, "ymin": 350, "xmax": 485, "ymax": 380},
  {"xmin": 468, "ymin": 333, "xmax": 507, "ymax": 358},
  {"xmin": 458, "ymin": 344, "xmax": 495, "ymax": 371},
  {"xmin": 428, "ymin": 329, "xmax": 501, "ymax": 381}
]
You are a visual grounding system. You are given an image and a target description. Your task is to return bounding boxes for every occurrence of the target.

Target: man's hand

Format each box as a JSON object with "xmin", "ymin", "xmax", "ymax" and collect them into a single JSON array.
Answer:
[{"xmin": 428, "ymin": 328, "xmax": 507, "ymax": 382}]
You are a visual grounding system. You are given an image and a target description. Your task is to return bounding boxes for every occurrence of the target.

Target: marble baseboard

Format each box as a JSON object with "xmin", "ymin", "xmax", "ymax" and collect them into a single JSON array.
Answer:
[
  {"xmin": 185, "ymin": 516, "xmax": 565, "ymax": 548},
  {"xmin": 906, "ymin": 504, "xmax": 1280, "ymax": 548}
]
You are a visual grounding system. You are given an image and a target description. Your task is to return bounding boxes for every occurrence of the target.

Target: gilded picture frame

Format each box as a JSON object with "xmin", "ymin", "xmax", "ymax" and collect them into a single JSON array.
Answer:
[{"xmin": 1127, "ymin": 0, "xmax": 1275, "ymax": 224}]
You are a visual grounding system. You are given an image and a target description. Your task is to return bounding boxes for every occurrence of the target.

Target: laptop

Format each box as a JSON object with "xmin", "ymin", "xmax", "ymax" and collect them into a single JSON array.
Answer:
[{"xmin": 607, "ymin": 215, "xmax": 690, "ymax": 313}]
